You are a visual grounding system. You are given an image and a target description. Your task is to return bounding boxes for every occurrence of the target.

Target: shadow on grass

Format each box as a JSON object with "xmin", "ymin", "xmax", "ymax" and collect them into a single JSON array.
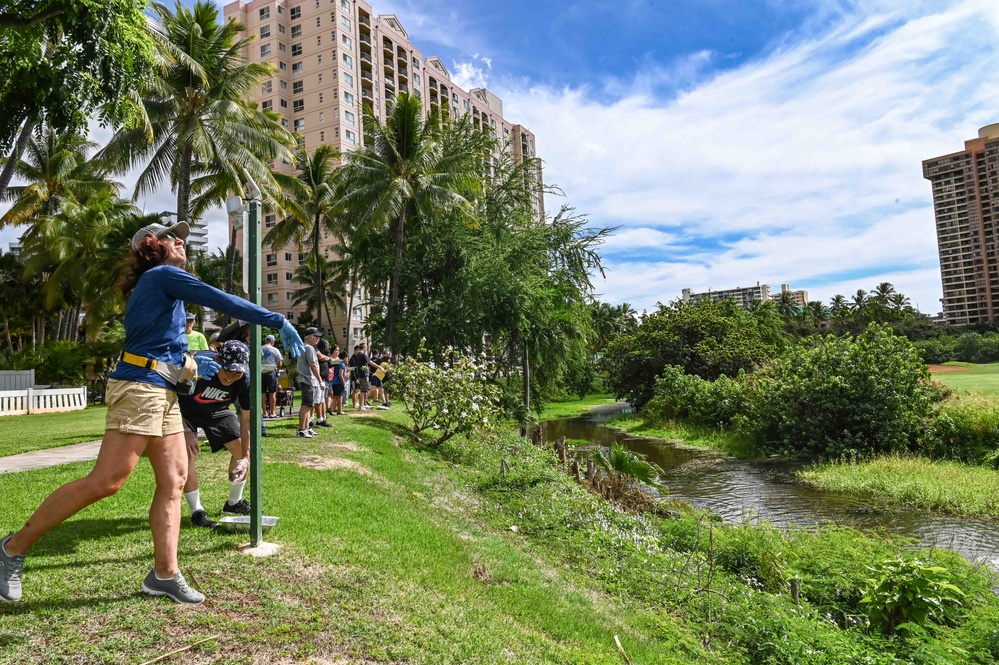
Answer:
[{"xmin": 350, "ymin": 415, "xmax": 415, "ymax": 442}]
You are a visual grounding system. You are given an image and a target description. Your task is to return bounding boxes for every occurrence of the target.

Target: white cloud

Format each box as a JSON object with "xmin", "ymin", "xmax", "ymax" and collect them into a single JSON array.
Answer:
[
  {"xmin": 495, "ymin": 0, "xmax": 999, "ymax": 315},
  {"xmin": 450, "ymin": 53, "xmax": 492, "ymax": 91}
]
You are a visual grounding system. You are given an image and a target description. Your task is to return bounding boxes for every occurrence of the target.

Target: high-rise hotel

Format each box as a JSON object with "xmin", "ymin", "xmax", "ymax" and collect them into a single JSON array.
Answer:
[
  {"xmin": 924, "ymin": 124, "xmax": 999, "ymax": 325},
  {"xmin": 222, "ymin": 0, "xmax": 542, "ymax": 344}
]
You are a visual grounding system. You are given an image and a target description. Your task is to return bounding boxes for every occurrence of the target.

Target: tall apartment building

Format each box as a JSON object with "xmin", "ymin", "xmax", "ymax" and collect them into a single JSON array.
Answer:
[
  {"xmin": 680, "ymin": 283, "xmax": 808, "ymax": 310},
  {"xmin": 923, "ymin": 123, "xmax": 999, "ymax": 325},
  {"xmin": 222, "ymin": 0, "xmax": 542, "ymax": 345}
]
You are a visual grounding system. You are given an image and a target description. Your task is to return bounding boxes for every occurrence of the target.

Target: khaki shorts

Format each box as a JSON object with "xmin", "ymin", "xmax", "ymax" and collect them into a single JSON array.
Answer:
[{"xmin": 104, "ymin": 379, "xmax": 184, "ymax": 438}]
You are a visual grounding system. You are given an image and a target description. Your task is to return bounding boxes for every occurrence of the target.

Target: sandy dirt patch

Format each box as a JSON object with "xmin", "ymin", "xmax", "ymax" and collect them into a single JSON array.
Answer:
[{"xmin": 928, "ymin": 364, "xmax": 972, "ymax": 373}]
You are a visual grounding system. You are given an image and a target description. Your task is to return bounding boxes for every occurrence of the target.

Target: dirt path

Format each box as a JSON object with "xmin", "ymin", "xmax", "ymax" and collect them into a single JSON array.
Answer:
[{"xmin": 928, "ymin": 364, "xmax": 972, "ymax": 373}]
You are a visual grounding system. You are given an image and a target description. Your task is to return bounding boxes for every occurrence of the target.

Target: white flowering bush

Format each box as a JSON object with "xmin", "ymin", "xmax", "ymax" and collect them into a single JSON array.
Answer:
[{"xmin": 392, "ymin": 353, "xmax": 505, "ymax": 447}]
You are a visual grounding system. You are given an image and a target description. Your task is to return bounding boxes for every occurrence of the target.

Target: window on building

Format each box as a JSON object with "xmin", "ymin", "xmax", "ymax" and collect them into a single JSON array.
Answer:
[
  {"xmin": 291, "ymin": 43, "xmax": 302, "ymax": 57},
  {"xmin": 278, "ymin": 23, "xmax": 285, "ymax": 33},
  {"xmin": 298, "ymin": 253, "xmax": 307, "ymax": 264},
  {"xmin": 280, "ymin": 98, "xmax": 288, "ymax": 108},
  {"xmin": 344, "ymin": 110, "xmax": 355, "ymax": 125},
  {"xmin": 260, "ymin": 24, "xmax": 271, "ymax": 38},
  {"xmin": 292, "ymin": 62, "xmax": 303, "ymax": 75},
  {"xmin": 293, "ymin": 99, "xmax": 304, "ymax": 112},
  {"xmin": 266, "ymin": 253, "xmax": 277, "ymax": 267},
  {"xmin": 265, "ymin": 214, "xmax": 276, "ymax": 228},
  {"xmin": 277, "ymin": 4, "xmax": 284, "ymax": 14},
  {"xmin": 291, "ymin": 24, "xmax": 302, "ymax": 38},
  {"xmin": 287, "ymin": 293, "xmax": 294, "ymax": 301},
  {"xmin": 262, "ymin": 80, "xmax": 272, "ymax": 94},
  {"xmin": 345, "ymin": 129, "xmax": 356, "ymax": 144},
  {"xmin": 286, "ymin": 312, "xmax": 295, "ymax": 320},
  {"xmin": 352, "ymin": 306, "xmax": 362, "ymax": 319},
  {"xmin": 341, "ymin": 16, "xmax": 351, "ymax": 29},
  {"xmin": 283, "ymin": 252, "xmax": 291, "ymax": 261},
  {"xmin": 279, "ymin": 61, "xmax": 287, "ymax": 71},
  {"xmin": 293, "ymin": 80, "xmax": 304, "ymax": 94},
  {"xmin": 341, "ymin": 34, "xmax": 351, "ymax": 48},
  {"xmin": 280, "ymin": 80, "xmax": 287, "ymax": 90},
  {"xmin": 278, "ymin": 42, "xmax": 286, "ymax": 52},
  {"xmin": 343, "ymin": 91, "xmax": 354, "ymax": 106},
  {"xmin": 267, "ymin": 293, "xmax": 279, "ymax": 305},
  {"xmin": 281, "ymin": 118, "xmax": 288, "ymax": 127},
  {"xmin": 413, "ymin": 56, "xmax": 420, "ymax": 68},
  {"xmin": 341, "ymin": 0, "xmax": 349, "ymax": 9},
  {"xmin": 261, "ymin": 99, "xmax": 273, "ymax": 111},
  {"xmin": 294, "ymin": 118, "xmax": 304, "ymax": 131},
  {"xmin": 413, "ymin": 73, "xmax": 421, "ymax": 85},
  {"xmin": 259, "ymin": 6, "xmax": 270, "ymax": 19},
  {"xmin": 260, "ymin": 44, "xmax": 271, "ymax": 57},
  {"xmin": 290, "ymin": 6, "xmax": 301, "ymax": 19},
  {"xmin": 342, "ymin": 53, "xmax": 353, "ymax": 69},
  {"xmin": 266, "ymin": 273, "xmax": 278, "ymax": 285},
  {"xmin": 353, "ymin": 327, "xmax": 363, "ymax": 341},
  {"xmin": 286, "ymin": 272, "xmax": 293, "ymax": 280}
]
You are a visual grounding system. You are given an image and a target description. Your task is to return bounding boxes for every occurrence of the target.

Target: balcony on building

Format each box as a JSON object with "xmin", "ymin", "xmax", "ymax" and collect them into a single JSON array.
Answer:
[
  {"xmin": 358, "ymin": 13, "xmax": 370, "ymax": 27},
  {"xmin": 359, "ymin": 32, "xmax": 371, "ymax": 45},
  {"xmin": 360, "ymin": 50, "xmax": 372, "ymax": 64},
  {"xmin": 383, "ymin": 57, "xmax": 395, "ymax": 73},
  {"xmin": 361, "ymin": 67, "xmax": 373, "ymax": 81}
]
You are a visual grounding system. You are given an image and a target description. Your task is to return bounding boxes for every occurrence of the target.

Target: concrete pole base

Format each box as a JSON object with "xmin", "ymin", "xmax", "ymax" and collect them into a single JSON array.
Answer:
[{"xmin": 238, "ymin": 541, "xmax": 280, "ymax": 557}]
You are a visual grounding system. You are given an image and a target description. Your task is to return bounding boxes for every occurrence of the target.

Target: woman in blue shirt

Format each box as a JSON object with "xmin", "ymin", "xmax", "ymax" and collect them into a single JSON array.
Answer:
[{"xmin": 0, "ymin": 221, "xmax": 304, "ymax": 605}]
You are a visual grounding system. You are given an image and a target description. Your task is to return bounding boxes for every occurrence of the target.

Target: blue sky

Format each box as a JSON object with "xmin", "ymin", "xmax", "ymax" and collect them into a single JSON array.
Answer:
[{"xmin": 4, "ymin": 0, "xmax": 999, "ymax": 314}]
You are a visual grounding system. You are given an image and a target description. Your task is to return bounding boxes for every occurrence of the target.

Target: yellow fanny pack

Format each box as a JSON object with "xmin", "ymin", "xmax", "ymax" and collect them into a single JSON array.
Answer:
[{"xmin": 118, "ymin": 351, "xmax": 199, "ymax": 393}]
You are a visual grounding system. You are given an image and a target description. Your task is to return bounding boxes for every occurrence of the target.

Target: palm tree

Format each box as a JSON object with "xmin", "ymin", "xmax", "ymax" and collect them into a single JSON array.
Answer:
[
  {"xmin": 266, "ymin": 144, "xmax": 340, "ymax": 335},
  {"xmin": 593, "ymin": 443, "xmax": 665, "ymax": 499},
  {"xmin": 336, "ymin": 93, "xmax": 492, "ymax": 350},
  {"xmin": 889, "ymin": 292, "xmax": 912, "ymax": 316},
  {"xmin": 100, "ymin": 1, "xmax": 293, "ymax": 226},
  {"xmin": 803, "ymin": 301, "xmax": 828, "ymax": 325},
  {"xmin": 0, "ymin": 127, "xmax": 108, "ymax": 228},
  {"xmin": 290, "ymin": 254, "xmax": 347, "ymax": 339},
  {"xmin": 829, "ymin": 294, "xmax": 850, "ymax": 318},
  {"xmin": 850, "ymin": 289, "xmax": 869, "ymax": 312},
  {"xmin": 873, "ymin": 282, "xmax": 896, "ymax": 303},
  {"xmin": 774, "ymin": 290, "xmax": 798, "ymax": 318}
]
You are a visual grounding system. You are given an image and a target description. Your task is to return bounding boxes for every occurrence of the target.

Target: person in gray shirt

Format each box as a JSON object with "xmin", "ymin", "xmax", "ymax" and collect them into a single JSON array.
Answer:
[{"xmin": 296, "ymin": 327, "xmax": 324, "ymax": 438}]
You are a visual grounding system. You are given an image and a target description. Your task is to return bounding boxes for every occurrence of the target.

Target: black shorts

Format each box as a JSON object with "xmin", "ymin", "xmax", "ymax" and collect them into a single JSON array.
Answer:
[
  {"xmin": 184, "ymin": 411, "xmax": 240, "ymax": 453},
  {"xmin": 299, "ymin": 383, "xmax": 323, "ymax": 406},
  {"xmin": 262, "ymin": 371, "xmax": 278, "ymax": 394},
  {"xmin": 331, "ymin": 383, "xmax": 345, "ymax": 396},
  {"xmin": 370, "ymin": 376, "xmax": 383, "ymax": 388}
]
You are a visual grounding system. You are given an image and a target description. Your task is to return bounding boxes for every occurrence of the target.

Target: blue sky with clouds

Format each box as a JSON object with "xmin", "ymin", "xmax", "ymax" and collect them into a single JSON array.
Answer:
[{"xmin": 4, "ymin": 0, "xmax": 998, "ymax": 314}]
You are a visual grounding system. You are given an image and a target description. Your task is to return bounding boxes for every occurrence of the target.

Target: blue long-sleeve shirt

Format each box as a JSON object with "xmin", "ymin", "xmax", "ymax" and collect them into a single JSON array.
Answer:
[{"xmin": 108, "ymin": 265, "xmax": 285, "ymax": 389}]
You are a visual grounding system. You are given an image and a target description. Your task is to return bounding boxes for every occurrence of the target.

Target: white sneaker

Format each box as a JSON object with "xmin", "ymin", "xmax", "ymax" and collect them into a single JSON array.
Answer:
[
  {"xmin": 296, "ymin": 429, "xmax": 315, "ymax": 438},
  {"xmin": 306, "ymin": 428, "xmax": 317, "ymax": 436}
]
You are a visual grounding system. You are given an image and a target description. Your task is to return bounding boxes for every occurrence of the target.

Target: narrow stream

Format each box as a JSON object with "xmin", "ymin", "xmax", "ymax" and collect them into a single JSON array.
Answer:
[{"xmin": 542, "ymin": 405, "xmax": 999, "ymax": 571}]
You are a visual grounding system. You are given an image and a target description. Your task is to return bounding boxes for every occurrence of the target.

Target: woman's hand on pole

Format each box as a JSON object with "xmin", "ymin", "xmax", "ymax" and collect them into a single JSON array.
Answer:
[{"xmin": 280, "ymin": 319, "xmax": 305, "ymax": 357}]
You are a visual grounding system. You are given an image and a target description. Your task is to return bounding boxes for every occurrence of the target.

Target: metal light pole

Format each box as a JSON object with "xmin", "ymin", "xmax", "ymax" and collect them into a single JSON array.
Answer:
[{"xmin": 228, "ymin": 175, "xmax": 264, "ymax": 548}]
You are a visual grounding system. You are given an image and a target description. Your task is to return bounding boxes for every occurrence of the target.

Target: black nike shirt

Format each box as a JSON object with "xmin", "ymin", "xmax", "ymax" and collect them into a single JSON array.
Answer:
[{"xmin": 177, "ymin": 372, "xmax": 251, "ymax": 421}]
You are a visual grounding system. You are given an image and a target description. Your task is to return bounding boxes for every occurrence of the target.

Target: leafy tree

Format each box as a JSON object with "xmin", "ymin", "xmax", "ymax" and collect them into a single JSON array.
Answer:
[
  {"xmin": 100, "ymin": 1, "xmax": 293, "ymax": 225},
  {"xmin": 290, "ymin": 254, "xmax": 347, "ymax": 340},
  {"xmin": 604, "ymin": 299, "xmax": 787, "ymax": 408},
  {"xmin": 0, "ymin": 0, "xmax": 156, "ymax": 198},
  {"xmin": 592, "ymin": 443, "xmax": 665, "ymax": 501},
  {"xmin": 743, "ymin": 325, "xmax": 943, "ymax": 459}
]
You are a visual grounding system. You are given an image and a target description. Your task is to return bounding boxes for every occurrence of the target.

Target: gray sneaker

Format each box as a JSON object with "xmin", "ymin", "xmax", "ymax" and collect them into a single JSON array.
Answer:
[
  {"xmin": 0, "ymin": 533, "xmax": 24, "ymax": 603},
  {"xmin": 141, "ymin": 569, "xmax": 205, "ymax": 605}
]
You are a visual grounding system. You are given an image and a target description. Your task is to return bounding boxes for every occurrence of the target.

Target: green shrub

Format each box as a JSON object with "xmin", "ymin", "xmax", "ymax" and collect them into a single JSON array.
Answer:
[
  {"xmin": 742, "ymin": 325, "xmax": 944, "ymax": 459},
  {"xmin": 861, "ymin": 558, "xmax": 965, "ymax": 637},
  {"xmin": 913, "ymin": 337, "xmax": 956, "ymax": 364},
  {"xmin": 603, "ymin": 299, "xmax": 786, "ymax": 408},
  {"xmin": 921, "ymin": 395, "xmax": 999, "ymax": 466},
  {"xmin": 714, "ymin": 522, "xmax": 788, "ymax": 592},
  {"xmin": 646, "ymin": 365, "xmax": 750, "ymax": 429}
]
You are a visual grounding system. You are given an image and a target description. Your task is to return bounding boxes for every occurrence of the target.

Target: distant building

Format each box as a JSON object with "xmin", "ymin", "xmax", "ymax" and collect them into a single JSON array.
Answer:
[
  {"xmin": 681, "ymin": 282, "xmax": 808, "ymax": 310},
  {"xmin": 7, "ymin": 241, "xmax": 22, "ymax": 258},
  {"xmin": 923, "ymin": 123, "xmax": 999, "ymax": 325}
]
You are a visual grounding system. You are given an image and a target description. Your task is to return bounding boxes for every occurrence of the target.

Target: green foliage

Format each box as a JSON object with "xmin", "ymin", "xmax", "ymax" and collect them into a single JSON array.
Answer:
[
  {"xmin": 646, "ymin": 364, "xmax": 750, "ymax": 428},
  {"xmin": 861, "ymin": 558, "xmax": 965, "ymax": 637},
  {"xmin": 392, "ymin": 353, "xmax": 505, "ymax": 447},
  {"xmin": 714, "ymin": 522, "xmax": 788, "ymax": 592},
  {"xmin": 743, "ymin": 325, "xmax": 943, "ymax": 459},
  {"xmin": 921, "ymin": 395, "xmax": 999, "ymax": 466},
  {"xmin": 0, "ymin": 0, "xmax": 156, "ymax": 151},
  {"xmin": 604, "ymin": 299, "xmax": 786, "ymax": 409},
  {"xmin": 591, "ymin": 442, "xmax": 665, "ymax": 501}
]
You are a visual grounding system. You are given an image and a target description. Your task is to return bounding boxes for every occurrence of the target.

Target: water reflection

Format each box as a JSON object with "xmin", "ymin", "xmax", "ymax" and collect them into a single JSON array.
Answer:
[{"xmin": 542, "ymin": 405, "xmax": 999, "ymax": 571}]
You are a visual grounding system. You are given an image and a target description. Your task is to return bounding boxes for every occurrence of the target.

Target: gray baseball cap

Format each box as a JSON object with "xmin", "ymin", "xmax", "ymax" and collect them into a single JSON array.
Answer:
[{"xmin": 131, "ymin": 221, "xmax": 191, "ymax": 250}]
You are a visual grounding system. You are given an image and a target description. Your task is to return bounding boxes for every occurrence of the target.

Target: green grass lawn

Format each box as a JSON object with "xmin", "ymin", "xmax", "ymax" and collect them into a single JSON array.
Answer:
[
  {"xmin": 931, "ymin": 361, "xmax": 999, "ymax": 396},
  {"xmin": 0, "ymin": 406, "xmax": 108, "ymax": 458},
  {"xmin": 537, "ymin": 392, "xmax": 617, "ymax": 420},
  {"xmin": 0, "ymin": 407, "xmax": 706, "ymax": 664}
]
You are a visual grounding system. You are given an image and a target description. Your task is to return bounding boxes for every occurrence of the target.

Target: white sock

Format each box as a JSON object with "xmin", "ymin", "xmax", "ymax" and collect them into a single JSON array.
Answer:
[
  {"xmin": 184, "ymin": 489, "xmax": 203, "ymax": 513},
  {"xmin": 228, "ymin": 480, "xmax": 246, "ymax": 504}
]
